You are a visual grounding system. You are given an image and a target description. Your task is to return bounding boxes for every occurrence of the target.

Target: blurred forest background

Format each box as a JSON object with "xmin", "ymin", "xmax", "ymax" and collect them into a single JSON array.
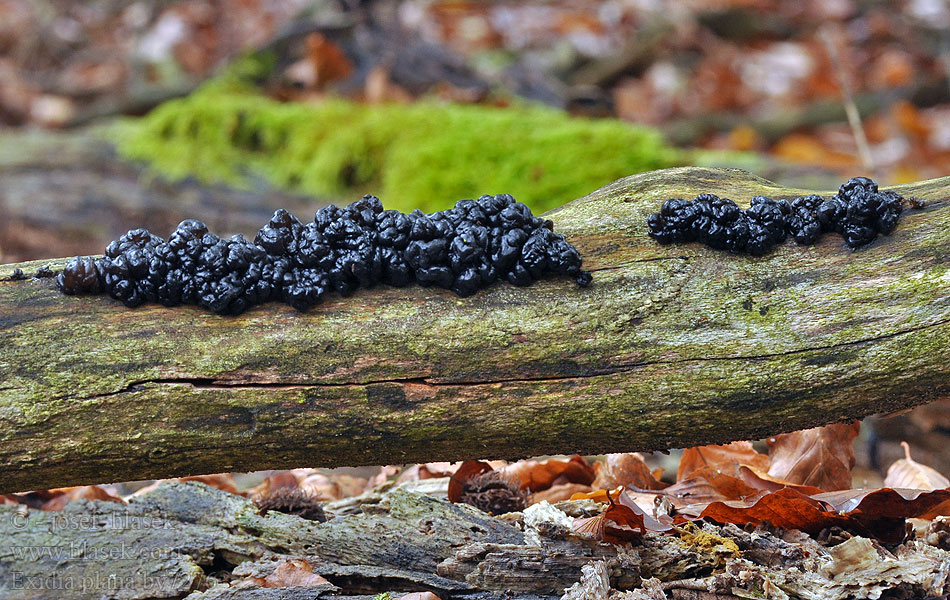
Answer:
[
  {"xmin": 3, "ymin": 0, "xmax": 950, "ymax": 259},
  {"xmin": 1, "ymin": 0, "xmax": 949, "ymax": 486}
]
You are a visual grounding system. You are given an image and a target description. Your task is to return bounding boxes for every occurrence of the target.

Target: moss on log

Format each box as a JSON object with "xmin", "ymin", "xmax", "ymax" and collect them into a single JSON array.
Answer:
[{"xmin": 0, "ymin": 167, "xmax": 947, "ymax": 493}]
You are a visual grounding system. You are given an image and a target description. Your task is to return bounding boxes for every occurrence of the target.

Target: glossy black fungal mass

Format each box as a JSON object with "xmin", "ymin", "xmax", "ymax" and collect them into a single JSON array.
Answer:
[
  {"xmin": 647, "ymin": 177, "xmax": 910, "ymax": 254},
  {"xmin": 4, "ymin": 268, "xmax": 26, "ymax": 281},
  {"xmin": 58, "ymin": 194, "xmax": 591, "ymax": 315}
]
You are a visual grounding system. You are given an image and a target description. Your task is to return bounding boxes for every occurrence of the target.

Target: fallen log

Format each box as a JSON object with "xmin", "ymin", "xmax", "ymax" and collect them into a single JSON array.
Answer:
[{"xmin": 0, "ymin": 167, "xmax": 947, "ymax": 493}]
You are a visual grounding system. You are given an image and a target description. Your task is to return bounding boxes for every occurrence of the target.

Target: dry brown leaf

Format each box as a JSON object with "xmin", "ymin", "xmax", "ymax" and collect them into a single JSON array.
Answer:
[
  {"xmin": 367, "ymin": 465, "xmax": 402, "ymax": 488},
  {"xmin": 737, "ymin": 465, "xmax": 826, "ymax": 496},
  {"xmin": 263, "ymin": 559, "xmax": 330, "ymax": 588},
  {"xmin": 677, "ymin": 442, "xmax": 768, "ymax": 481},
  {"xmin": 884, "ymin": 441, "xmax": 950, "ymax": 491},
  {"xmin": 570, "ymin": 488, "xmax": 619, "ymax": 503},
  {"xmin": 531, "ymin": 482, "xmax": 592, "ymax": 505},
  {"xmin": 396, "ymin": 462, "xmax": 457, "ymax": 483},
  {"xmin": 593, "ymin": 453, "xmax": 666, "ymax": 490},
  {"xmin": 766, "ymin": 421, "xmax": 859, "ymax": 491},
  {"xmin": 570, "ymin": 488, "xmax": 670, "ymax": 540},
  {"xmin": 42, "ymin": 486, "xmax": 125, "ymax": 511},
  {"xmin": 503, "ymin": 455, "xmax": 595, "ymax": 492},
  {"xmin": 298, "ymin": 473, "xmax": 367, "ymax": 500},
  {"xmin": 572, "ymin": 499, "xmax": 645, "ymax": 543},
  {"xmin": 664, "ymin": 467, "xmax": 762, "ymax": 505},
  {"xmin": 692, "ymin": 487, "xmax": 950, "ymax": 545},
  {"xmin": 283, "ymin": 33, "xmax": 353, "ymax": 92},
  {"xmin": 180, "ymin": 473, "xmax": 240, "ymax": 495},
  {"xmin": 248, "ymin": 471, "xmax": 299, "ymax": 500}
]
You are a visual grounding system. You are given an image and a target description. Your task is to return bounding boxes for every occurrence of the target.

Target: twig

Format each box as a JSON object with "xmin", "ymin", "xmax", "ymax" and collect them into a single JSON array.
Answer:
[{"xmin": 820, "ymin": 24, "xmax": 876, "ymax": 177}]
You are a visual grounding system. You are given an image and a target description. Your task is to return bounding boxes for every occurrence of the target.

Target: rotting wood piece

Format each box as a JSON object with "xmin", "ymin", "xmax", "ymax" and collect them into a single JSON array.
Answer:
[
  {"xmin": 0, "ymin": 481, "xmax": 618, "ymax": 600},
  {"xmin": 3, "ymin": 480, "xmax": 949, "ymax": 600},
  {"xmin": 0, "ymin": 167, "xmax": 948, "ymax": 492}
]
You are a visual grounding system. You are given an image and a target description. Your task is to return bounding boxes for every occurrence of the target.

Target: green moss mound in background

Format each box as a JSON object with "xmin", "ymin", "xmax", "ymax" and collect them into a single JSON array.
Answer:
[{"xmin": 116, "ymin": 87, "xmax": 681, "ymax": 214}]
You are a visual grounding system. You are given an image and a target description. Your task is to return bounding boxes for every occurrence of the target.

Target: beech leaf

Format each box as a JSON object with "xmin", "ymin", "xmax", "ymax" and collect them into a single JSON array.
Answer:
[
  {"xmin": 42, "ymin": 486, "xmax": 125, "ymax": 511},
  {"xmin": 593, "ymin": 453, "xmax": 666, "ymax": 490},
  {"xmin": 503, "ymin": 455, "xmax": 595, "ymax": 492},
  {"xmin": 883, "ymin": 441, "xmax": 950, "ymax": 491},
  {"xmin": 677, "ymin": 441, "xmax": 768, "ymax": 481},
  {"xmin": 664, "ymin": 466, "xmax": 762, "ymax": 504},
  {"xmin": 570, "ymin": 489, "xmax": 647, "ymax": 542},
  {"xmin": 766, "ymin": 421, "xmax": 859, "ymax": 491},
  {"xmin": 263, "ymin": 559, "xmax": 330, "ymax": 588}
]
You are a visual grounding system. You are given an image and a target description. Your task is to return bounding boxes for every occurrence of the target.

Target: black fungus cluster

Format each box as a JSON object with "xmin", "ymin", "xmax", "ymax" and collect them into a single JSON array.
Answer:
[
  {"xmin": 58, "ymin": 194, "xmax": 591, "ymax": 315},
  {"xmin": 647, "ymin": 177, "xmax": 910, "ymax": 255}
]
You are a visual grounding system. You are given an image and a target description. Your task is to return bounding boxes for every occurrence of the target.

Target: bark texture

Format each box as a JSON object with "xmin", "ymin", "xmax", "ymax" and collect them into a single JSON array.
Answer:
[
  {"xmin": 0, "ymin": 167, "xmax": 948, "ymax": 493},
  {"xmin": 2, "ymin": 480, "xmax": 948, "ymax": 600}
]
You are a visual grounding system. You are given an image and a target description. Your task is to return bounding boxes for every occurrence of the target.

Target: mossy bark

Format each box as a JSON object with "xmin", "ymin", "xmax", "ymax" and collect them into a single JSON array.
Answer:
[{"xmin": 0, "ymin": 167, "xmax": 947, "ymax": 493}]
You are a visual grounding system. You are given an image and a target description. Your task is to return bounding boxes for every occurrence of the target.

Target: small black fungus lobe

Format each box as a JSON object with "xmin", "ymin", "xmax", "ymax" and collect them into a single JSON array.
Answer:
[
  {"xmin": 647, "ymin": 177, "xmax": 912, "ymax": 254},
  {"xmin": 58, "ymin": 194, "xmax": 591, "ymax": 315}
]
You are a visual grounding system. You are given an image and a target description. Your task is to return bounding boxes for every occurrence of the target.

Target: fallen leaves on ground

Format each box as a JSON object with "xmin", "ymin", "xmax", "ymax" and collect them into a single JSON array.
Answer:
[
  {"xmin": 503, "ymin": 455, "xmax": 596, "ymax": 492},
  {"xmin": 696, "ymin": 487, "xmax": 950, "ymax": 545},
  {"xmin": 15, "ymin": 418, "xmax": 950, "ymax": 557},
  {"xmin": 664, "ymin": 467, "xmax": 763, "ymax": 505},
  {"xmin": 532, "ymin": 482, "xmax": 593, "ymax": 504},
  {"xmin": 676, "ymin": 442, "xmax": 768, "ymax": 481},
  {"xmin": 262, "ymin": 559, "xmax": 330, "ymax": 588},
  {"xmin": 298, "ymin": 472, "xmax": 368, "ymax": 500},
  {"xmin": 571, "ymin": 489, "xmax": 648, "ymax": 543},
  {"xmin": 884, "ymin": 442, "xmax": 950, "ymax": 491},
  {"xmin": 593, "ymin": 452, "xmax": 666, "ymax": 491},
  {"xmin": 396, "ymin": 462, "xmax": 457, "ymax": 483},
  {"xmin": 766, "ymin": 421, "xmax": 860, "ymax": 491},
  {"xmin": 41, "ymin": 486, "xmax": 125, "ymax": 511},
  {"xmin": 562, "ymin": 425, "xmax": 950, "ymax": 545}
]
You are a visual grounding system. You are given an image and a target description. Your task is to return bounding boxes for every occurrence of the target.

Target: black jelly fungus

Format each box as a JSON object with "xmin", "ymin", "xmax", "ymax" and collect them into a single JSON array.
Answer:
[
  {"xmin": 58, "ymin": 194, "xmax": 591, "ymax": 315},
  {"xmin": 34, "ymin": 265, "xmax": 55, "ymax": 278},
  {"xmin": 647, "ymin": 177, "xmax": 912, "ymax": 254},
  {"xmin": 4, "ymin": 268, "xmax": 26, "ymax": 281}
]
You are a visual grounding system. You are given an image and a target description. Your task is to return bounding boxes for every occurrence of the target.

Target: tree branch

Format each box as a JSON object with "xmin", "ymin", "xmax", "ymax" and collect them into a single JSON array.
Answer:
[{"xmin": 0, "ymin": 167, "xmax": 947, "ymax": 493}]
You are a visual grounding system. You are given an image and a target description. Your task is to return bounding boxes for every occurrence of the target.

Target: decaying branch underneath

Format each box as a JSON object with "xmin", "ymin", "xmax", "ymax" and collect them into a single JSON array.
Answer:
[{"xmin": 2, "ymin": 480, "xmax": 948, "ymax": 600}]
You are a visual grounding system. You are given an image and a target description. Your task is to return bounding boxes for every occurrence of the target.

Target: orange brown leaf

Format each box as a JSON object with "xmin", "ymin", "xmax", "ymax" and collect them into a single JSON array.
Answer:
[
  {"xmin": 503, "ymin": 455, "xmax": 595, "ymax": 492},
  {"xmin": 677, "ymin": 442, "xmax": 768, "ymax": 481},
  {"xmin": 665, "ymin": 467, "xmax": 763, "ymax": 505},
  {"xmin": 572, "ymin": 498, "xmax": 646, "ymax": 543},
  {"xmin": 593, "ymin": 453, "xmax": 666, "ymax": 491},
  {"xmin": 42, "ymin": 486, "xmax": 125, "ymax": 511},
  {"xmin": 263, "ymin": 559, "xmax": 330, "ymax": 588},
  {"xmin": 766, "ymin": 421, "xmax": 859, "ymax": 491}
]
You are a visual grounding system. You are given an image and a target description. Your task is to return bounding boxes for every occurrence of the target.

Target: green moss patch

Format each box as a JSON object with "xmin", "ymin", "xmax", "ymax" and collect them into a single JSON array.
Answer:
[{"xmin": 115, "ymin": 85, "xmax": 681, "ymax": 213}]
